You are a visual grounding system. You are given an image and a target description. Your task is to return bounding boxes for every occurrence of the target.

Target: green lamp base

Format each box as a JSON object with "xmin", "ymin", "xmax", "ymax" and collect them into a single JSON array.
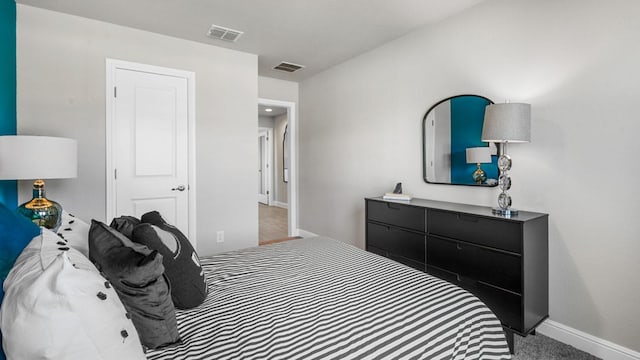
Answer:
[
  {"xmin": 17, "ymin": 179, "xmax": 63, "ymax": 230},
  {"xmin": 472, "ymin": 163, "xmax": 487, "ymax": 184}
]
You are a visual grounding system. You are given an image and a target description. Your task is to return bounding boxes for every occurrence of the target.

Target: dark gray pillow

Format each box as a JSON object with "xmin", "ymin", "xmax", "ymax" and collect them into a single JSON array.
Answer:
[
  {"xmin": 88, "ymin": 220, "xmax": 180, "ymax": 349},
  {"xmin": 110, "ymin": 216, "xmax": 141, "ymax": 239},
  {"xmin": 135, "ymin": 211, "xmax": 207, "ymax": 309}
]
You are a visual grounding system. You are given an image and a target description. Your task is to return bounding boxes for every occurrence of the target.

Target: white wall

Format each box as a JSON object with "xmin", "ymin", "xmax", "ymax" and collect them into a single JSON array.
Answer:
[
  {"xmin": 17, "ymin": 5, "xmax": 259, "ymax": 255},
  {"xmin": 258, "ymin": 116, "xmax": 274, "ymax": 129},
  {"xmin": 299, "ymin": 0, "xmax": 640, "ymax": 353},
  {"xmin": 258, "ymin": 76, "xmax": 299, "ymax": 104}
]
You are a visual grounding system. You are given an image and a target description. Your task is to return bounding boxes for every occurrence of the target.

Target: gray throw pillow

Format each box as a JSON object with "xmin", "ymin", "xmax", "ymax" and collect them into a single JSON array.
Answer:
[
  {"xmin": 134, "ymin": 211, "xmax": 207, "ymax": 309},
  {"xmin": 110, "ymin": 216, "xmax": 141, "ymax": 239},
  {"xmin": 88, "ymin": 220, "xmax": 180, "ymax": 350}
]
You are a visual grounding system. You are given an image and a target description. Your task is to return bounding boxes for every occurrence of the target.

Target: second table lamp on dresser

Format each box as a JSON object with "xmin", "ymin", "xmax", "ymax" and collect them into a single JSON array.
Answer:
[
  {"xmin": 0, "ymin": 136, "xmax": 78, "ymax": 230},
  {"xmin": 481, "ymin": 103, "xmax": 531, "ymax": 216}
]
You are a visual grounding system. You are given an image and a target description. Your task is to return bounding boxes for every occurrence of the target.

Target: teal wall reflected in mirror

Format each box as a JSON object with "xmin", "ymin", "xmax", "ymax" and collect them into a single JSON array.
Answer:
[{"xmin": 450, "ymin": 96, "xmax": 498, "ymax": 184}]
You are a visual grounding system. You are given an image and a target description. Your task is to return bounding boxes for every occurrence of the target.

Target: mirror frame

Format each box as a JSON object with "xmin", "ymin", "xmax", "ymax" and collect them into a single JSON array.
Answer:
[{"xmin": 422, "ymin": 94, "xmax": 498, "ymax": 187}]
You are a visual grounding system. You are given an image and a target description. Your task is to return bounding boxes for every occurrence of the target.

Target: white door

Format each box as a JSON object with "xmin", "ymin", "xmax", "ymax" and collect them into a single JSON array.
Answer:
[
  {"xmin": 112, "ymin": 67, "xmax": 189, "ymax": 232},
  {"xmin": 257, "ymin": 128, "xmax": 272, "ymax": 205}
]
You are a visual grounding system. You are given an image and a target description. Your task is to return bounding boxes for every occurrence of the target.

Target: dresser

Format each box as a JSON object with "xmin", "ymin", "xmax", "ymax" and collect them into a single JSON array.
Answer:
[{"xmin": 365, "ymin": 197, "xmax": 548, "ymax": 352}]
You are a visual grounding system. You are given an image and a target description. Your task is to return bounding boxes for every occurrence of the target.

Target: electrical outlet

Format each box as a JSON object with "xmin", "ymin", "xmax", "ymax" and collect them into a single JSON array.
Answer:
[{"xmin": 216, "ymin": 230, "xmax": 224, "ymax": 243}]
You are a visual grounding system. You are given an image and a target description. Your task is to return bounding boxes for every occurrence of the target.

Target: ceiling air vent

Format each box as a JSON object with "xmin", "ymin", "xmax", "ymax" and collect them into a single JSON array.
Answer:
[
  {"xmin": 206, "ymin": 24, "xmax": 243, "ymax": 42},
  {"xmin": 273, "ymin": 62, "xmax": 305, "ymax": 73}
]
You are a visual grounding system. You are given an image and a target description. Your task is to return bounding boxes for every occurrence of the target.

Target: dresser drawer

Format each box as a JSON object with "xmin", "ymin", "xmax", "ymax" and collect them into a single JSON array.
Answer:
[
  {"xmin": 367, "ymin": 200, "xmax": 425, "ymax": 232},
  {"xmin": 427, "ymin": 209, "xmax": 521, "ymax": 253},
  {"xmin": 367, "ymin": 222, "xmax": 425, "ymax": 264},
  {"xmin": 427, "ymin": 236, "xmax": 522, "ymax": 293},
  {"xmin": 368, "ymin": 245, "xmax": 425, "ymax": 271},
  {"xmin": 474, "ymin": 283, "xmax": 523, "ymax": 331},
  {"xmin": 426, "ymin": 265, "xmax": 522, "ymax": 331},
  {"xmin": 388, "ymin": 253, "xmax": 425, "ymax": 272},
  {"xmin": 366, "ymin": 245, "xmax": 387, "ymax": 258}
]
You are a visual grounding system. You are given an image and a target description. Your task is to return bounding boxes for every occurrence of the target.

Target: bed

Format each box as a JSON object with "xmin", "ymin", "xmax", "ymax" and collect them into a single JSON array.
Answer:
[
  {"xmin": 146, "ymin": 237, "xmax": 511, "ymax": 360},
  {"xmin": 0, "ymin": 207, "xmax": 511, "ymax": 359}
]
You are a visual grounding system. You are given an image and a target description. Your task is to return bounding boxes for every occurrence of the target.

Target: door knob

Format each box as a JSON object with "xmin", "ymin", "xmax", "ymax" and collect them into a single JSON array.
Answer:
[{"xmin": 171, "ymin": 185, "xmax": 186, "ymax": 192}]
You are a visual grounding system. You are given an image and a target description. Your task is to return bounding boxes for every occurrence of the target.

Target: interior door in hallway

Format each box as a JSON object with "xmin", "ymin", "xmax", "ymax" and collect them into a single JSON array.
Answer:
[
  {"xmin": 257, "ymin": 128, "xmax": 272, "ymax": 205},
  {"xmin": 112, "ymin": 67, "xmax": 189, "ymax": 233}
]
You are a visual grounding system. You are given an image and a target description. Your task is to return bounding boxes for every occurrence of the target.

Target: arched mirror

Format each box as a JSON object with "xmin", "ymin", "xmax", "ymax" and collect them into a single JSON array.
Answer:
[{"xmin": 422, "ymin": 94, "xmax": 499, "ymax": 186}]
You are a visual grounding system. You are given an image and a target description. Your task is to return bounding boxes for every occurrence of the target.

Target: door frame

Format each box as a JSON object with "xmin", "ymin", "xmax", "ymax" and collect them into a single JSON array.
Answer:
[
  {"xmin": 258, "ymin": 98, "xmax": 297, "ymax": 237},
  {"xmin": 105, "ymin": 59, "xmax": 197, "ymax": 245},
  {"xmin": 257, "ymin": 127, "xmax": 273, "ymax": 205}
]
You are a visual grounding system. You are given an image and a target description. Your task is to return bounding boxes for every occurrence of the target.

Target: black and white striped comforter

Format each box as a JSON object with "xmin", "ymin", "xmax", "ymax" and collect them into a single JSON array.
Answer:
[{"xmin": 147, "ymin": 237, "xmax": 511, "ymax": 360}]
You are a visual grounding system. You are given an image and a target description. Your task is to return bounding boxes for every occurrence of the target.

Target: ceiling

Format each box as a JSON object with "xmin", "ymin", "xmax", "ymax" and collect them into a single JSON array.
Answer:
[
  {"xmin": 258, "ymin": 105, "xmax": 287, "ymax": 117},
  {"xmin": 16, "ymin": 0, "xmax": 484, "ymax": 82}
]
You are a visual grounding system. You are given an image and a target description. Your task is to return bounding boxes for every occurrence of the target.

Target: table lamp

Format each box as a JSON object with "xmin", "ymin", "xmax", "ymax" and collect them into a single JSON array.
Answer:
[
  {"xmin": 0, "ymin": 136, "xmax": 78, "ymax": 229},
  {"xmin": 466, "ymin": 147, "xmax": 492, "ymax": 184},
  {"xmin": 481, "ymin": 103, "xmax": 531, "ymax": 216}
]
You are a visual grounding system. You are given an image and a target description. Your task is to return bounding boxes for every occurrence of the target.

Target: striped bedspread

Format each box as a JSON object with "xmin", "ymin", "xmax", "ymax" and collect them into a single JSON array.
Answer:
[{"xmin": 147, "ymin": 237, "xmax": 511, "ymax": 360}]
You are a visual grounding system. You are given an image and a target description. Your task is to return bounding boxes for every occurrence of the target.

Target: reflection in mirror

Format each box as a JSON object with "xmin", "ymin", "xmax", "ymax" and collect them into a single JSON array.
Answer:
[{"xmin": 423, "ymin": 95, "xmax": 498, "ymax": 186}]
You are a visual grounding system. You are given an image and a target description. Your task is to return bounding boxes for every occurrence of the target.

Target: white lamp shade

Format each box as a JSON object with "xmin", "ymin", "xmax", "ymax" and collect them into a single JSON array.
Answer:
[
  {"xmin": 466, "ymin": 147, "xmax": 491, "ymax": 164},
  {"xmin": 0, "ymin": 136, "xmax": 78, "ymax": 180},
  {"xmin": 481, "ymin": 103, "xmax": 531, "ymax": 143}
]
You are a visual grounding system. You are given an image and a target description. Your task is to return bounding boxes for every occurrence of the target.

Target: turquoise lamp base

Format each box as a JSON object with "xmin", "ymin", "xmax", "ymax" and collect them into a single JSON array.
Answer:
[
  {"xmin": 472, "ymin": 164, "xmax": 487, "ymax": 184},
  {"xmin": 17, "ymin": 179, "xmax": 63, "ymax": 230}
]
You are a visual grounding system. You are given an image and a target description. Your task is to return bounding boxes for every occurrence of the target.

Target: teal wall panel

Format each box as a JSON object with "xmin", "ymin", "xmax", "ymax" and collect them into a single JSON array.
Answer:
[
  {"xmin": 0, "ymin": 4, "xmax": 16, "ymax": 355},
  {"xmin": 0, "ymin": 0, "xmax": 17, "ymax": 208}
]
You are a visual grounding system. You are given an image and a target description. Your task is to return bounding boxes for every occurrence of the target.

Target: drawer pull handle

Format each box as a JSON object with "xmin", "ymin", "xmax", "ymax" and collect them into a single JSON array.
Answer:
[
  {"xmin": 456, "ymin": 243, "xmax": 463, "ymax": 250},
  {"xmin": 387, "ymin": 203, "xmax": 401, "ymax": 210}
]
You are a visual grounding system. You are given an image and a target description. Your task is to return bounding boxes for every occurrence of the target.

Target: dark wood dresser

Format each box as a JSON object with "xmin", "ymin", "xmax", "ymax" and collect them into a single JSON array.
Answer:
[{"xmin": 365, "ymin": 197, "xmax": 548, "ymax": 352}]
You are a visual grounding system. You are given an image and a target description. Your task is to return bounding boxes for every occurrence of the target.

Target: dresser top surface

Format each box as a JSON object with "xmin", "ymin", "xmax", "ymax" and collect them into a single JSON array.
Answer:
[{"xmin": 366, "ymin": 197, "xmax": 548, "ymax": 222}]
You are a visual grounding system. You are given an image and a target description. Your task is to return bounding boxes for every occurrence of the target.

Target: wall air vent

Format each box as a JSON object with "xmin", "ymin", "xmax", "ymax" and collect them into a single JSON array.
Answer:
[
  {"xmin": 206, "ymin": 24, "xmax": 243, "ymax": 42},
  {"xmin": 273, "ymin": 62, "xmax": 305, "ymax": 73}
]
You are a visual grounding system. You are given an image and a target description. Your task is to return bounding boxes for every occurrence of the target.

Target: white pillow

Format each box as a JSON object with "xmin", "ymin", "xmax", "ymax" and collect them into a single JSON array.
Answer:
[
  {"xmin": 56, "ymin": 211, "xmax": 90, "ymax": 257},
  {"xmin": 0, "ymin": 229, "xmax": 146, "ymax": 360}
]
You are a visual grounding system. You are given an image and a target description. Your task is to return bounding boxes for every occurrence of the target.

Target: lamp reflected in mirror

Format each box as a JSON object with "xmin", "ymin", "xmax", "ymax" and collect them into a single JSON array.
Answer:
[{"xmin": 466, "ymin": 147, "xmax": 491, "ymax": 184}]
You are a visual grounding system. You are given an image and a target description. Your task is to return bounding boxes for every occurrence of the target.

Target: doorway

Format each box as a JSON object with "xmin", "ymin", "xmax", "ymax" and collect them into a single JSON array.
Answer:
[
  {"xmin": 106, "ymin": 59, "xmax": 196, "ymax": 245},
  {"xmin": 257, "ymin": 101, "xmax": 294, "ymax": 243}
]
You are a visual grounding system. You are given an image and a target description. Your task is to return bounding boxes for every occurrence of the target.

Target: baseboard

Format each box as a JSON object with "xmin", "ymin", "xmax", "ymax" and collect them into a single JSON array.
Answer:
[
  {"xmin": 295, "ymin": 229, "xmax": 318, "ymax": 238},
  {"xmin": 537, "ymin": 320, "xmax": 640, "ymax": 360},
  {"xmin": 273, "ymin": 201, "xmax": 288, "ymax": 209}
]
